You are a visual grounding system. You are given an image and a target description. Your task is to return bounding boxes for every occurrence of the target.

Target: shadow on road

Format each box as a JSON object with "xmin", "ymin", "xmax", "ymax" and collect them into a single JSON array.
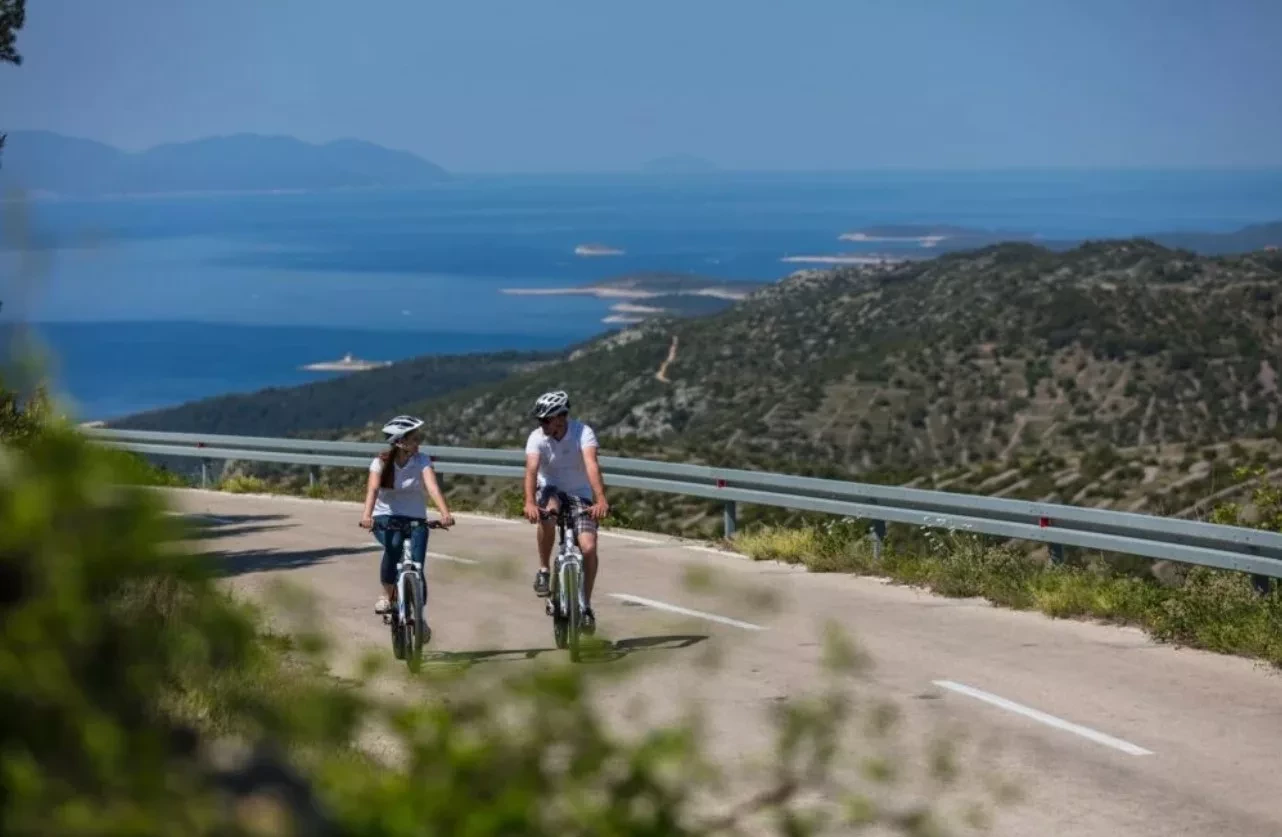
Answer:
[
  {"xmin": 205, "ymin": 544, "xmax": 376, "ymax": 577},
  {"xmin": 421, "ymin": 634, "xmax": 709, "ymax": 669},
  {"xmin": 175, "ymin": 513, "xmax": 296, "ymax": 541}
]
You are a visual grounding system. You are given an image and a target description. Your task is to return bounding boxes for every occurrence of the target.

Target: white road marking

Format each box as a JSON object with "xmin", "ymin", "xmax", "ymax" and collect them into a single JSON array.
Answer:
[
  {"xmin": 453, "ymin": 512, "xmax": 523, "ymax": 526},
  {"xmin": 685, "ymin": 545, "xmax": 747, "ymax": 558},
  {"xmin": 932, "ymin": 680, "xmax": 1153, "ymax": 756},
  {"xmin": 609, "ymin": 593, "xmax": 765, "ymax": 631},
  {"xmin": 426, "ymin": 551, "xmax": 477, "ymax": 565},
  {"xmin": 600, "ymin": 531, "xmax": 665, "ymax": 545}
]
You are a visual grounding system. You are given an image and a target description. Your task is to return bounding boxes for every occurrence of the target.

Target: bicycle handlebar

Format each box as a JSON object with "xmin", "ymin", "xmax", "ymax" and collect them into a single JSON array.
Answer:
[{"xmin": 365, "ymin": 518, "xmax": 450, "ymax": 532}]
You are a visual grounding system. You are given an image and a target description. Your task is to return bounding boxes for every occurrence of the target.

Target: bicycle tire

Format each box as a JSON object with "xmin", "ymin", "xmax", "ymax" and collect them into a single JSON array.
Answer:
[
  {"xmin": 403, "ymin": 577, "xmax": 421, "ymax": 672},
  {"xmin": 565, "ymin": 565, "xmax": 581, "ymax": 663}
]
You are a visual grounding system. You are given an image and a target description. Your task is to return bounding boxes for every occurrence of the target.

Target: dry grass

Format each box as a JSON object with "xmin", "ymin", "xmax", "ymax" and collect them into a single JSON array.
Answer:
[{"xmin": 733, "ymin": 523, "xmax": 1282, "ymax": 668}]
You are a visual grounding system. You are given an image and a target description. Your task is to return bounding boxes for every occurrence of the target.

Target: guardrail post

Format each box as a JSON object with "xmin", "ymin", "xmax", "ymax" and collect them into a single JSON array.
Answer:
[
  {"xmin": 869, "ymin": 519, "xmax": 887, "ymax": 561},
  {"xmin": 1049, "ymin": 543, "xmax": 1065, "ymax": 565},
  {"xmin": 723, "ymin": 501, "xmax": 737, "ymax": 538},
  {"xmin": 1252, "ymin": 574, "xmax": 1271, "ymax": 596},
  {"xmin": 200, "ymin": 459, "xmax": 209, "ymax": 489},
  {"xmin": 308, "ymin": 467, "xmax": 316, "ymax": 491}
]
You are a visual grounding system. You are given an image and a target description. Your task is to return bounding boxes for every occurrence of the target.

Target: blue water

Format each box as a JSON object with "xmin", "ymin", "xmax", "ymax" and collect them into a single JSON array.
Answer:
[{"xmin": 3, "ymin": 170, "xmax": 1281, "ymax": 420}]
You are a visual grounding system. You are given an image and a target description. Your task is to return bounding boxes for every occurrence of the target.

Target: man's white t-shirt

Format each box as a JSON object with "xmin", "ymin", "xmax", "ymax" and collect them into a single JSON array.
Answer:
[
  {"xmin": 369, "ymin": 451, "xmax": 433, "ymax": 518},
  {"xmin": 525, "ymin": 419, "xmax": 598, "ymax": 500}
]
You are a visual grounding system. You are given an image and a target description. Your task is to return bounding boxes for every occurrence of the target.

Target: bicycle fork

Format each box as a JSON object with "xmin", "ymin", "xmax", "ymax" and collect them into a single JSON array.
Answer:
[
  {"xmin": 555, "ymin": 551, "xmax": 586, "ymax": 617},
  {"xmin": 396, "ymin": 539, "xmax": 426, "ymax": 628}
]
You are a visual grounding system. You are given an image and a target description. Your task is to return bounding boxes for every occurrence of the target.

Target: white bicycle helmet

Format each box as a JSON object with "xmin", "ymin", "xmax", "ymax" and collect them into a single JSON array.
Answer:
[
  {"xmin": 531, "ymin": 390, "xmax": 570, "ymax": 419},
  {"xmin": 381, "ymin": 414, "xmax": 425, "ymax": 442}
]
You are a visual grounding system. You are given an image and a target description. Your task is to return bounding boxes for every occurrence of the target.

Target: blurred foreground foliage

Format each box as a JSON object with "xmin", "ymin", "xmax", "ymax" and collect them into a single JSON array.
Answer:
[{"xmin": 0, "ymin": 384, "xmax": 998, "ymax": 835}]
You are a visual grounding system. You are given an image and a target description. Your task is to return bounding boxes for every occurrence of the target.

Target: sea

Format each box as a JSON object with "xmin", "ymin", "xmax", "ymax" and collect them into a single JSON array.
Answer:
[{"xmin": 2, "ymin": 169, "xmax": 1281, "ymax": 421}]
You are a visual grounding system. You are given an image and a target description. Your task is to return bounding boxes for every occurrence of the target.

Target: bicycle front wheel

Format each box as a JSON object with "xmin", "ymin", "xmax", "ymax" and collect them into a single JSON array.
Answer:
[
  {"xmin": 564, "ymin": 566, "xmax": 581, "ymax": 663},
  {"xmin": 403, "ymin": 578, "xmax": 422, "ymax": 672}
]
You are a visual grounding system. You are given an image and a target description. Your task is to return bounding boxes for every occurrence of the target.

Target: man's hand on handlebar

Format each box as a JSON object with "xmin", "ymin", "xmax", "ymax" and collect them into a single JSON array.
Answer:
[
  {"xmin": 523, "ymin": 500, "xmax": 541, "ymax": 523},
  {"xmin": 589, "ymin": 499, "xmax": 610, "ymax": 520}
]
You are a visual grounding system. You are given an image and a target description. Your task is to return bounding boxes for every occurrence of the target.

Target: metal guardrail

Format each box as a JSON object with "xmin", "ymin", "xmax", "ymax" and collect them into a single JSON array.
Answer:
[{"xmin": 88, "ymin": 428, "xmax": 1282, "ymax": 587}]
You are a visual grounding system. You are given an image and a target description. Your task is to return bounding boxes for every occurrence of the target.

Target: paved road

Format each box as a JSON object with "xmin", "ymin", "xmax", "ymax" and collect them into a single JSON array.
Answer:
[{"xmin": 169, "ymin": 488, "xmax": 1282, "ymax": 836}]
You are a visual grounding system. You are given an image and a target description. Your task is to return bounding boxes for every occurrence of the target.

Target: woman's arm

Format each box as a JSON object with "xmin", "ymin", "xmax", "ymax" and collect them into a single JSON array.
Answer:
[
  {"xmin": 422, "ymin": 464, "xmax": 454, "ymax": 527},
  {"xmin": 359, "ymin": 467, "xmax": 380, "ymax": 528}
]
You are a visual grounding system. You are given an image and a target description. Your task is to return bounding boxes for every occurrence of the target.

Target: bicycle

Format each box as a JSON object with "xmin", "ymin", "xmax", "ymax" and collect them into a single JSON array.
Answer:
[
  {"xmin": 372, "ymin": 516, "xmax": 446, "ymax": 672},
  {"xmin": 539, "ymin": 490, "xmax": 590, "ymax": 663}
]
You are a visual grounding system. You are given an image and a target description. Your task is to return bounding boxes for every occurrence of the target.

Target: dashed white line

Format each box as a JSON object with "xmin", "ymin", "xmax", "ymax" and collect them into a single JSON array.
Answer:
[
  {"xmin": 609, "ymin": 593, "xmax": 765, "ymax": 631},
  {"xmin": 685, "ymin": 545, "xmax": 747, "ymax": 558},
  {"xmin": 426, "ymin": 551, "xmax": 477, "ymax": 565},
  {"xmin": 600, "ymin": 531, "xmax": 665, "ymax": 545},
  {"xmin": 452, "ymin": 512, "xmax": 523, "ymax": 526},
  {"xmin": 932, "ymin": 680, "xmax": 1153, "ymax": 756}
]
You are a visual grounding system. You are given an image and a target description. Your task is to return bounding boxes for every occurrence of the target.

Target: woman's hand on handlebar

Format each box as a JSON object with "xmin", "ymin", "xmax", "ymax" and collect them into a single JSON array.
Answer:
[
  {"xmin": 437, "ymin": 512, "xmax": 455, "ymax": 528},
  {"xmin": 359, "ymin": 515, "xmax": 374, "ymax": 530},
  {"xmin": 523, "ymin": 500, "xmax": 540, "ymax": 523}
]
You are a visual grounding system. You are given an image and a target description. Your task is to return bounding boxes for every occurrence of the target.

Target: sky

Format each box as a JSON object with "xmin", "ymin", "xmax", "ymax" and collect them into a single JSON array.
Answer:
[{"xmin": 1, "ymin": 0, "xmax": 1280, "ymax": 172}]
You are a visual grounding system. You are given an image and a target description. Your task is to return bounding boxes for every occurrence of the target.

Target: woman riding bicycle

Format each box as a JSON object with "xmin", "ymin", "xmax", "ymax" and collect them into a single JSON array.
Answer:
[{"xmin": 359, "ymin": 415, "xmax": 454, "ymax": 614}]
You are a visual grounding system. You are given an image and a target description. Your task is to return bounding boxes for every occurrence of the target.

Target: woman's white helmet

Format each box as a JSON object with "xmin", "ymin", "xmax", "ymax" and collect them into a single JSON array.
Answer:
[
  {"xmin": 382, "ymin": 414, "xmax": 425, "ymax": 443},
  {"xmin": 531, "ymin": 390, "xmax": 570, "ymax": 419}
]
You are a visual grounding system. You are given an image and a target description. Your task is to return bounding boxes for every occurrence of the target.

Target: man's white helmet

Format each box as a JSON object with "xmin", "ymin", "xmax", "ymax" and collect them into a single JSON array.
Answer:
[
  {"xmin": 531, "ymin": 390, "xmax": 570, "ymax": 419},
  {"xmin": 381, "ymin": 415, "xmax": 425, "ymax": 442}
]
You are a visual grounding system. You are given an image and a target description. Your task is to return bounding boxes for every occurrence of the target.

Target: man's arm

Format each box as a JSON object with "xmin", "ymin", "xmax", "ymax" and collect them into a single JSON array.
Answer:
[
  {"xmin": 523, "ymin": 451, "xmax": 542, "ymax": 523},
  {"xmin": 582, "ymin": 442, "xmax": 609, "ymax": 520}
]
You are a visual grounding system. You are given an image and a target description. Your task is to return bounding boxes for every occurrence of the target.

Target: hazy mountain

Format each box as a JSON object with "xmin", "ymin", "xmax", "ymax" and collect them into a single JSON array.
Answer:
[{"xmin": 0, "ymin": 131, "xmax": 449, "ymax": 196}]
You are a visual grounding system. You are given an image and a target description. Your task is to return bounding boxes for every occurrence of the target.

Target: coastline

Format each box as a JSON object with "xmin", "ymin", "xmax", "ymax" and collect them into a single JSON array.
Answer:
[
  {"xmin": 839, "ymin": 232, "xmax": 949, "ymax": 247},
  {"xmin": 781, "ymin": 254, "xmax": 910, "ymax": 265},
  {"xmin": 501, "ymin": 286, "xmax": 754, "ymax": 301}
]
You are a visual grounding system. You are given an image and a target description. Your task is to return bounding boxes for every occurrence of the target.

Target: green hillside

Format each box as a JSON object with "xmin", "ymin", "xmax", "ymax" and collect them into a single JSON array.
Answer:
[{"xmin": 116, "ymin": 239, "xmax": 1282, "ymax": 527}]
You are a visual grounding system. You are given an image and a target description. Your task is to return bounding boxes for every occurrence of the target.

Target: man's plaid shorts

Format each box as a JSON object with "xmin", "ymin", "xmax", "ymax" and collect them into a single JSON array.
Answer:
[{"xmin": 536, "ymin": 484, "xmax": 598, "ymax": 537}]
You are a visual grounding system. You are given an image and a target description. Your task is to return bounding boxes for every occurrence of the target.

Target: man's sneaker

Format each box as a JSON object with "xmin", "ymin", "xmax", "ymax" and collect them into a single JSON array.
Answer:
[
  {"xmin": 581, "ymin": 606, "xmax": 596, "ymax": 635},
  {"xmin": 375, "ymin": 596, "xmax": 392, "ymax": 614},
  {"xmin": 533, "ymin": 569, "xmax": 550, "ymax": 597}
]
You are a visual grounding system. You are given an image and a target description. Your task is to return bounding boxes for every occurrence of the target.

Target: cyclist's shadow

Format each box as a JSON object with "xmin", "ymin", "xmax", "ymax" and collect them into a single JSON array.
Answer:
[{"xmin": 421, "ymin": 634, "xmax": 708, "ymax": 669}]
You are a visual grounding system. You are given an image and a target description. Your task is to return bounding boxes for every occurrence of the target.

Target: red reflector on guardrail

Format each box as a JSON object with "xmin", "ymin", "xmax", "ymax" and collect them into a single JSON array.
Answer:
[
  {"xmin": 716, "ymin": 479, "xmax": 727, "ymax": 489},
  {"xmin": 1039, "ymin": 516, "xmax": 1052, "ymax": 528}
]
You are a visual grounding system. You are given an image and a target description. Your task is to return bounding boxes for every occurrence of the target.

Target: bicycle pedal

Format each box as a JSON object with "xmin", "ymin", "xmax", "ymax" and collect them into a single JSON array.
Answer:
[{"xmin": 544, "ymin": 600, "xmax": 555, "ymax": 616}]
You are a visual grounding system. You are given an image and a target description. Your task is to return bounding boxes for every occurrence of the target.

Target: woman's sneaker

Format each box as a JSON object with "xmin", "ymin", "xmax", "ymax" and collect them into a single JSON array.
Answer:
[{"xmin": 533, "ymin": 569, "xmax": 550, "ymax": 597}]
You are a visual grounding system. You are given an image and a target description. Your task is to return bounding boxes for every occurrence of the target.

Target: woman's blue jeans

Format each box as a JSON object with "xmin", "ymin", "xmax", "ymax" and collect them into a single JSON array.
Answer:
[{"xmin": 372, "ymin": 514, "xmax": 428, "ymax": 585}]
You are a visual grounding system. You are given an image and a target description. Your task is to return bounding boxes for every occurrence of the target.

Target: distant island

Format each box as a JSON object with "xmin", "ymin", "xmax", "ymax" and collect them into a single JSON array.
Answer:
[
  {"xmin": 641, "ymin": 154, "xmax": 718, "ymax": 174},
  {"xmin": 839, "ymin": 224, "xmax": 1040, "ymax": 248},
  {"xmin": 301, "ymin": 353, "xmax": 392, "ymax": 373},
  {"xmin": 502, "ymin": 272, "xmax": 768, "ymax": 323},
  {"xmin": 0, "ymin": 131, "xmax": 450, "ymax": 197},
  {"xmin": 574, "ymin": 243, "xmax": 626, "ymax": 257}
]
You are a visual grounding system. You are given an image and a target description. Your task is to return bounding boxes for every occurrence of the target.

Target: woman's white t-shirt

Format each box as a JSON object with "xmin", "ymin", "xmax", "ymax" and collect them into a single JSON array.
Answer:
[{"xmin": 369, "ymin": 451, "xmax": 433, "ymax": 518}]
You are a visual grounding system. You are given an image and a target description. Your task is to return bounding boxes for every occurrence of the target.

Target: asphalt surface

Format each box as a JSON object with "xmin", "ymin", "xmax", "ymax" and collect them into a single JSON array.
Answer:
[{"xmin": 169, "ymin": 488, "xmax": 1282, "ymax": 836}]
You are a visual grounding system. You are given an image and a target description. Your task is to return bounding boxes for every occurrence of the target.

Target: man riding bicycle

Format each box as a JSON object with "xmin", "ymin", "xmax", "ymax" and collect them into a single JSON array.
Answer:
[
  {"xmin": 359, "ymin": 415, "xmax": 454, "ymax": 615},
  {"xmin": 523, "ymin": 390, "xmax": 609, "ymax": 632}
]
